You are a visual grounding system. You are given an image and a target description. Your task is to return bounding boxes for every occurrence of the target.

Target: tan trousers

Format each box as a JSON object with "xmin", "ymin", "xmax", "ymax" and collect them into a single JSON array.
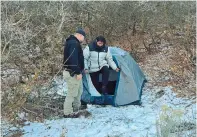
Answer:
[{"xmin": 63, "ymin": 70, "xmax": 82, "ymax": 115}]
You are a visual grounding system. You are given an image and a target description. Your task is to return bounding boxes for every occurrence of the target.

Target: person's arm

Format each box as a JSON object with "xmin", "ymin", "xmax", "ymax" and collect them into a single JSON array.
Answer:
[
  {"xmin": 63, "ymin": 41, "xmax": 67, "ymax": 68},
  {"xmin": 83, "ymin": 46, "xmax": 90, "ymax": 71},
  {"xmin": 66, "ymin": 42, "xmax": 81, "ymax": 74},
  {"xmin": 106, "ymin": 50, "xmax": 118, "ymax": 70}
]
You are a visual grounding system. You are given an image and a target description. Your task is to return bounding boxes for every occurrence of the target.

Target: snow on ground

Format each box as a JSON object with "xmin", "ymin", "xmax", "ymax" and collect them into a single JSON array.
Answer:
[
  {"xmin": 1, "ymin": 119, "xmax": 19, "ymax": 137},
  {"xmin": 18, "ymin": 84, "xmax": 196, "ymax": 137}
]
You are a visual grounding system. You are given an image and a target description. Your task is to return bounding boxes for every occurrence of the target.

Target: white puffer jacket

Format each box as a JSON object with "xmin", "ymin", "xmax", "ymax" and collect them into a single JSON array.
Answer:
[{"xmin": 83, "ymin": 42, "xmax": 117, "ymax": 73}]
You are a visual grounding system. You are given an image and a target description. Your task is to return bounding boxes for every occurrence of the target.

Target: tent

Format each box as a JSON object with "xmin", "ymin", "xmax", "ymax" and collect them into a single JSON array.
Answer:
[{"xmin": 81, "ymin": 47, "xmax": 147, "ymax": 106}]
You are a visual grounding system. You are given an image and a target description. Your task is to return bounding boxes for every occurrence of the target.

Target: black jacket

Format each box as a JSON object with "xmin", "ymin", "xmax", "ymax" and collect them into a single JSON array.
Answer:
[{"xmin": 63, "ymin": 35, "xmax": 84, "ymax": 76}]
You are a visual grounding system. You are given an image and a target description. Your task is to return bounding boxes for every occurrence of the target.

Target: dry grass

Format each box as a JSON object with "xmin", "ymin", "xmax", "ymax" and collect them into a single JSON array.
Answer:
[{"xmin": 156, "ymin": 105, "xmax": 196, "ymax": 137}]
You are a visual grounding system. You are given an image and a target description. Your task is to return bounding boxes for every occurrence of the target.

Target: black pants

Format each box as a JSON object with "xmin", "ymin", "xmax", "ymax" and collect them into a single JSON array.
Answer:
[{"xmin": 90, "ymin": 66, "xmax": 109, "ymax": 94}]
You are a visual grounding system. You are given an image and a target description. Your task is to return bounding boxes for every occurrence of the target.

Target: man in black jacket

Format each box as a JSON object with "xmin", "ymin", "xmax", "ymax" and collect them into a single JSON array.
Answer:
[{"xmin": 63, "ymin": 29, "xmax": 86, "ymax": 117}]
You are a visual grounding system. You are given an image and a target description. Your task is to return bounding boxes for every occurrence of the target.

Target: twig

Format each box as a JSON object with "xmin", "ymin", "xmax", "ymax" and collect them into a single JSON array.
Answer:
[
  {"xmin": 41, "ymin": 47, "xmax": 76, "ymax": 99},
  {"xmin": 22, "ymin": 107, "xmax": 38, "ymax": 115}
]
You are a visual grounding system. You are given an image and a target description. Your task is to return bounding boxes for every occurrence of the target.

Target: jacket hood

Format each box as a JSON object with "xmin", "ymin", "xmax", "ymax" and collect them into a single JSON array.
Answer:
[{"xmin": 93, "ymin": 40, "xmax": 105, "ymax": 51}]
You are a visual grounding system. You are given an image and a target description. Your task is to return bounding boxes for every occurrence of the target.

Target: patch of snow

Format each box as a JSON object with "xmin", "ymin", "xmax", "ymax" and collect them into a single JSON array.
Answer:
[
  {"xmin": 19, "ymin": 85, "xmax": 196, "ymax": 137},
  {"xmin": 42, "ymin": 76, "xmax": 68, "ymax": 97},
  {"xmin": 1, "ymin": 119, "xmax": 20, "ymax": 136},
  {"xmin": 17, "ymin": 112, "xmax": 27, "ymax": 120}
]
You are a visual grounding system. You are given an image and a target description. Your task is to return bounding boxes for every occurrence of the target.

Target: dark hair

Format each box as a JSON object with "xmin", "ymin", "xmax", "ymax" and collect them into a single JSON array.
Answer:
[{"xmin": 96, "ymin": 36, "xmax": 106, "ymax": 45}]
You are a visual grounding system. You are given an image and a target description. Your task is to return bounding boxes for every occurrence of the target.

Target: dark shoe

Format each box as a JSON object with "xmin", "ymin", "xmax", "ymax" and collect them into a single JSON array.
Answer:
[
  {"xmin": 63, "ymin": 110, "xmax": 91, "ymax": 118},
  {"xmin": 63, "ymin": 114, "xmax": 72, "ymax": 118}
]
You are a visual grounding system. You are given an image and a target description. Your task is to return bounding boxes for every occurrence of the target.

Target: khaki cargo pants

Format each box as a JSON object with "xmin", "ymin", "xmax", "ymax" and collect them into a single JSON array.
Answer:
[{"xmin": 63, "ymin": 70, "xmax": 83, "ymax": 115}]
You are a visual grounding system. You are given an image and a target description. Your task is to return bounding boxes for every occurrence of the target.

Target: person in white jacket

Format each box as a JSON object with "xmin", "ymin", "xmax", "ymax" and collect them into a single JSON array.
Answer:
[{"xmin": 83, "ymin": 36, "xmax": 120, "ymax": 95}]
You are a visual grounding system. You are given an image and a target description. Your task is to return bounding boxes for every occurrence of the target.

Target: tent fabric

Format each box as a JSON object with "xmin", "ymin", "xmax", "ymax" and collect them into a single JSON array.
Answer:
[{"xmin": 81, "ymin": 47, "xmax": 146, "ymax": 106}]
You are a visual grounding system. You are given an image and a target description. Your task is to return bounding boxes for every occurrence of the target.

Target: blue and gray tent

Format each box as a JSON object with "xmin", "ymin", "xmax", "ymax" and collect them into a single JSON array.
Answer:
[{"xmin": 81, "ymin": 47, "xmax": 147, "ymax": 106}]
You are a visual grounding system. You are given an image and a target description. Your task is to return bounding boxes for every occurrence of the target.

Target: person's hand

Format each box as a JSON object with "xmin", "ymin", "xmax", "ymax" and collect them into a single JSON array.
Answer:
[
  {"xmin": 84, "ymin": 69, "xmax": 89, "ymax": 74},
  {"xmin": 76, "ymin": 74, "xmax": 82, "ymax": 80},
  {"xmin": 115, "ymin": 68, "xmax": 120, "ymax": 72}
]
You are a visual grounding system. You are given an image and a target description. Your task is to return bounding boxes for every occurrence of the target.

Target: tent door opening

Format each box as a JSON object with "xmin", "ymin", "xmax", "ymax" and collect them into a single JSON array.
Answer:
[{"xmin": 90, "ymin": 68, "xmax": 119, "ymax": 95}]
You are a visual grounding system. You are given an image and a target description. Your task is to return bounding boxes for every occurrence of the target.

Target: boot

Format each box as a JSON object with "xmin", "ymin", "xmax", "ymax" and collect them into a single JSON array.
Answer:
[{"xmin": 63, "ymin": 110, "xmax": 91, "ymax": 118}]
